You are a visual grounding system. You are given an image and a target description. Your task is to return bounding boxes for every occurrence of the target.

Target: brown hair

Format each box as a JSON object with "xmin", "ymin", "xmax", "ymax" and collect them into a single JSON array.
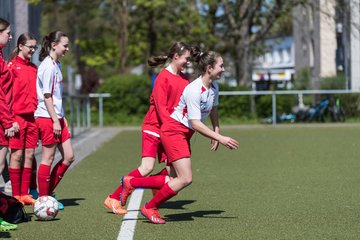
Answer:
[
  {"xmin": 10, "ymin": 32, "xmax": 36, "ymax": 60},
  {"xmin": 0, "ymin": 17, "xmax": 10, "ymax": 32},
  {"xmin": 148, "ymin": 42, "xmax": 191, "ymax": 67},
  {"xmin": 191, "ymin": 46, "xmax": 222, "ymax": 76},
  {"xmin": 39, "ymin": 30, "xmax": 68, "ymax": 61}
]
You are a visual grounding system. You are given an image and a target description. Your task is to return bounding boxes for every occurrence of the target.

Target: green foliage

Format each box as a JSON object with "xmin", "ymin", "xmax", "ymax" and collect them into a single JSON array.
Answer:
[
  {"xmin": 294, "ymin": 67, "xmax": 311, "ymax": 90},
  {"xmin": 255, "ymin": 95, "xmax": 296, "ymax": 118},
  {"xmin": 96, "ymin": 74, "xmax": 152, "ymax": 124},
  {"xmin": 320, "ymin": 73, "xmax": 346, "ymax": 90},
  {"xmin": 217, "ymin": 84, "xmax": 253, "ymax": 120}
]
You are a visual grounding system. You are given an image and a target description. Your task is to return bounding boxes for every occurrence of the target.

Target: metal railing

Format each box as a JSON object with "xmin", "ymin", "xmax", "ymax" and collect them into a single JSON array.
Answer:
[
  {"xmin": 63, "ymin": 93, "xmax": 111, "ymax": 137},
  {"xmin": 220, "ymin": 89, "xmax": 360, "ymax": 125}
]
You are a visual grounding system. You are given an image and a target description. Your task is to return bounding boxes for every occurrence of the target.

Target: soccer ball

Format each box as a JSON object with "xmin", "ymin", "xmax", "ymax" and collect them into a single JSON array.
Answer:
[{"xmin": 33, "ymin": 196, "xmax": 59, "ymax": 220}]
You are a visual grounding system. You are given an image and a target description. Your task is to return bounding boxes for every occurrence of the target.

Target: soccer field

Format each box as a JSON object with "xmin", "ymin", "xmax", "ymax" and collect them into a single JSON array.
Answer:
[{"xmin": 4, "ymin": 125, "xmax": 360, "ymax": 240}]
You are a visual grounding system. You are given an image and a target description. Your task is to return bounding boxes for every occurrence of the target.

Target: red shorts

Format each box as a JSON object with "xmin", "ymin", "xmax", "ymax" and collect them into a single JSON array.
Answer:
[
  {"xmin": 142, "ymin": 131, "xmax": 167, "ymax": 163},
  {"xmin": 0, "ymin": 124, "xmax": 8, "ymax": 146},
  {"xmin": 36, "ymin": 117, "xmax": 71, "ymax": 146},
  {"xmin": 9, "ymin": 114, "xmax": 39, "ymax": 149},
  {"xmin": 160, "ymin": 121, "xmax": 194, "ymax": 163}
]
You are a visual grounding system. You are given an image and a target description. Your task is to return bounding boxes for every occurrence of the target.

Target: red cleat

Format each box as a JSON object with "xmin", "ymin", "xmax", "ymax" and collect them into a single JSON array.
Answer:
[
  {"xmin": 141, "ymin": 205, "xmax": 165, "ymax": 224},
  {"xmin": 104, "ymin": 195, "xmax": 128, "ymax": 214},
  {"xmin": 120, "ymin": 176, "xmax": 134, "ymax": 206}
]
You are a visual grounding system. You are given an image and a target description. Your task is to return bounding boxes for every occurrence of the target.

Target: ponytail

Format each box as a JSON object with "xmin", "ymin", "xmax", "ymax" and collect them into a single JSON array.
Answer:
[
  {"xmin": 148, "ymin": 42, "xmax": 191, "ymax": 68},
  {"xmin": 148, "ymin": 56, "xmax": 168, "ymax": 67},
  {"xmin": 39, "ymin": 30, "xmax": 68, "ymax": 62},
  {"xmin": 39, "ymin": 35, "xmax": 51, "ymax": 62}
]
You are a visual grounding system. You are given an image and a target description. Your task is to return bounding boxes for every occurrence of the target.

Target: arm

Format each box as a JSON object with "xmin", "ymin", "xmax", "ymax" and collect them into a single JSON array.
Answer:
[
  {"xmin": 190, "ymin": 119, "xmax": 238, "ymax": 150},
  {"xmin": 40, "ymin": 64, "xmax": 61, "ymax": 138},
  {"xmin": 0, "ymin": 61, "xmax": 17, "ymax": 136},
  {"xmin": 209, "ymin": 107, "xmax": 220, "ymax": 151},
  {"xmin": 0, "ymin": 87, "xmax": 16, "ymax": 137},
  {"xmin": 44, "ymin": 94, "xmax": 61, "ymax": 138}
]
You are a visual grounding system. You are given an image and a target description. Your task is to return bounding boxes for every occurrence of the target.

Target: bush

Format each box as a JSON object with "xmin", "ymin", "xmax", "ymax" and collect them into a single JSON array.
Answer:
[
  {"xmin": 320, "ymin": 73, "xmax": 346, "ymax": 90},
  {"xmin": 97, "ymin": 74, "xmax": 152, "ymax": 124},
  {"xmin": 217, "ymin": 84, "xmax": 253, "ymax": 120}
]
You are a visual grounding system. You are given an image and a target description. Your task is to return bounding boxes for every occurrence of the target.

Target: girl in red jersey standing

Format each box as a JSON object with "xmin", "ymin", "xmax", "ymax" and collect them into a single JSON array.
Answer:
[
  {"xmin": 0, "ymin": 17, "xmax": 19, "ymax": 232},
  {"xmin": 104, "ymin": 42, "xmax": 192, "ymax": 214},
  {"xmin": 34, "ymin": 31, "xmax": 74, "ymax": 210},
  {"xmin": 121, "ymin": 49, "xmax": 239, "ymax": 224},
  {"xmin": 7, "ymin": 33, "xmax": 39, "ymax": 206},
  {"xmin": 0, "ymin": 18, "xmax": 19, "ymax": 178}
]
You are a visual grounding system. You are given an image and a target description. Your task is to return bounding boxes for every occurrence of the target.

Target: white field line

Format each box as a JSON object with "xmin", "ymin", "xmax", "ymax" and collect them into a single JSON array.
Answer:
[{"xmin": 118, "ymin": 189, "xmax": 144, "ymax": 240}]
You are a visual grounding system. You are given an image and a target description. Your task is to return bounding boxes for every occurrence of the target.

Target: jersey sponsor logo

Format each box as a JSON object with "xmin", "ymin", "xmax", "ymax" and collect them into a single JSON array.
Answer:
[{"xmin": 182, "ymin": 106, "xmax": 188, "ymax": 118}]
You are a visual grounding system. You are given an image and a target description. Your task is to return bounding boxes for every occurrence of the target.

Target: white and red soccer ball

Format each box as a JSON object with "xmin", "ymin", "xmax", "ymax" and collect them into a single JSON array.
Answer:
[{"xmin": 33, "ymin": 196, "xmax": 59, "ymax": 220}]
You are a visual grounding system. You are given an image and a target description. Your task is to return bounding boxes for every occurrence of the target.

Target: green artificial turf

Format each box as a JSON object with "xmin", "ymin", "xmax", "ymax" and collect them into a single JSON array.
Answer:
[{"xmin": 6, "ymin": 126, "xmax": 360, "ymax": 240}]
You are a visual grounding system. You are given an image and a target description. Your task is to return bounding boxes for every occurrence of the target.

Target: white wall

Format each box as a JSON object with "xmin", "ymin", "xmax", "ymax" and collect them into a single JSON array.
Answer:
[{"xmin": 350, "ymin": 0, "xmax": 360, "ymax": 90}]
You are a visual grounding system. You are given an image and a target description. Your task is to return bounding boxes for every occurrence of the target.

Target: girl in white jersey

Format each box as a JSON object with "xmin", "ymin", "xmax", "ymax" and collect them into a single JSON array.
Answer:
[
  {"xmin": 121, "ymin": 49, "xmax": 239, "ymax": 224},
  {"xmin": 34, "ymin": 31, "xmax": 74, "ymax": 210}
]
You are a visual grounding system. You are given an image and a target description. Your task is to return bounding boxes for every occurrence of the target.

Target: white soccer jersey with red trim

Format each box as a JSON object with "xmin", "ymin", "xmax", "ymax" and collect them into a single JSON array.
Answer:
[
  {"xmin": 35, "ymin": 56, "xmax": 64, "ymax": 118},
  {"xmin": 171, "ymin": 76, "xmax": 219, "ymax": 129}
]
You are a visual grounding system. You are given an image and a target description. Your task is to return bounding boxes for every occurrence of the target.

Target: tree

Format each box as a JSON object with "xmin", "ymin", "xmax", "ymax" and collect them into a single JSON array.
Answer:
[
  {"xmin": 216, "ymin": 0, "xmax": 302, "ymax": 86},
  {"xmin": 111, "ymin": 0, "xmax": 129, "ymax": 74}
]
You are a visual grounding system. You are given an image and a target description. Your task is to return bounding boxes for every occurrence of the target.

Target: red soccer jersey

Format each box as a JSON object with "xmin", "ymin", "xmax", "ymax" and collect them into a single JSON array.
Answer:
[
  {"xmin": 0, "ymin": 49, "xmax": 14, "ymax": 129},
  {"xmin": 8, "ymin": 56, "xmax": 38, "ymax": 115},
  {"xmin": 142, "ymin": 94, "xmax": 160, "ymax": 134},
  {"xmin": 152, "ymin": 69, "xmax": 189, "ymax": 126}
]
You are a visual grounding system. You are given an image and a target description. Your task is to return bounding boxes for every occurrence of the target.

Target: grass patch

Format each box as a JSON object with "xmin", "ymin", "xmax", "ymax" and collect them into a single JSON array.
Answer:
[{"xmin": 6, "ymin": 126, "xmax": 360, "ymax": 239}]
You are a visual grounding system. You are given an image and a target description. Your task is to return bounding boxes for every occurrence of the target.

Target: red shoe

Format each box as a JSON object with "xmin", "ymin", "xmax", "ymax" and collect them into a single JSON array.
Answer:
[
  {"xmin": 141, "ymin": 205, "xmax": 165, "ymax": 224},
  {"xmin": 104, "ymin": 195, "xmax": 128, "ymax": 215},
  {"xmin": 120, "ymin": 176, "xmax": 134, "ymax": 206},
  {"xmin": 21, "ymin": 195, "xmax": 36, "ymax": 206}
]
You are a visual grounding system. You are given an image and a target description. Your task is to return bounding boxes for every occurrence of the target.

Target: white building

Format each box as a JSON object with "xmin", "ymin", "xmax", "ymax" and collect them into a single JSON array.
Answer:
[{"xmin": 252, "ymin": 36, "xmax": 295, "ymax": 90}]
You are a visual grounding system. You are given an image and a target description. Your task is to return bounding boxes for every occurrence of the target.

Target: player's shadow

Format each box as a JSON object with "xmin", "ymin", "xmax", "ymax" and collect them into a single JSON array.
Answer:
[
  {"xmin": 159, "ymin": 200, "xmax": 196, "ymax": 210},
  {"xmin": 57, "ymin": 197, "xmax": 85, "ymax": 207},
  {"xmin": 0, "ymin": 231, "xmax": 12, "ymax": 238},
  {"xmin": 163, "ymin": 210, "xmax": 237, "ymax": 222}
]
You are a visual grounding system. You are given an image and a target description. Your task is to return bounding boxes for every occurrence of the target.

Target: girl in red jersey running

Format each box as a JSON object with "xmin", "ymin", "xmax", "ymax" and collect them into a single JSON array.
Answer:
[
  {"xmin": 121, "ymin": 49, "xmax": 239, "ymax": 224},
  {"xmin": 104, "ymin": 42, "xmax": 192, "ymax": 214},
  {"xmin": 7, "ymin": 33, "xmax": 39, "ymax": 206},
  {"xmin": 34, "ymin": 31, "xmax": 74, "ymax": 210}
]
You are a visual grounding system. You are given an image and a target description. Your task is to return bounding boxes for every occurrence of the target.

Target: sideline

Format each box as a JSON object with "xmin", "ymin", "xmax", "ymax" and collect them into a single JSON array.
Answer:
[{"xmin": 118, "ymin": 189, "xmax": 144, "ymax": 240}]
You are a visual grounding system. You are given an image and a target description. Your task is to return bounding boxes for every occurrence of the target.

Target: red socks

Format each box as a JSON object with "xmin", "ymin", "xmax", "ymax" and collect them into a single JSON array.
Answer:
[
  {"xmin": 151, "ymin": 168, "xmax": 168, "ymax": 176},
  {"xmin": 130, "ymin": 175, "xmax": 166, "ymax": 189},
  {"xmin": 49, "ymin": 161, "xmax": 69, "ymax": 194},
  {"xmin": 38, "ymin": 164, "xmax": 51, "ymax": 196},
  {"xmin": 20, "ymin": 167, "xmax": 32, "ymax": 196},
  {"xmin": 145, "ymin": 183, "xmax": 177, "ymax": 209},
  {"xmin": 109, "ymin": 168, "xmax": 143, "ymax": 200},
  {"xmin": 9, "ymin": 168, "xmax": 21, "ymax": 197}
]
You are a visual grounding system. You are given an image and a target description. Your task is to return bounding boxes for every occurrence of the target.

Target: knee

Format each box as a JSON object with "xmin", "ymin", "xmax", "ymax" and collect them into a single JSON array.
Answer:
[
  {"xmin": 139, "ymin": 163, "xmax": 154, "ymax": 176},
  {"xmin": 11, "ymin": 151, "xmax": 23, "ymax": 163},
  {"xmin": 181, "ymin": 176, "xmax": 192, "ymax": 188},
  {"xmin": 65, "ymin": 154, "xmax": 75, "ymax": 164}
]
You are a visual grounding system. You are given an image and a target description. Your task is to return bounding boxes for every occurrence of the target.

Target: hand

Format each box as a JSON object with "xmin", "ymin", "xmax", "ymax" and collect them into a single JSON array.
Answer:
[
  {"xmin": 210, "ymin": 139, "xmax": 219, "ymax": 151},
  {"xmin": 12, "ymin": 122, "xmax": 20, "ymax": 132},
  {"xmin": 5, "ymin": 126, "xmax": 15, "ymax": 137},
  {"xmin": 219, "ymin": 136, "xmax": 239, "ymax": 150},
  {"xmin": 53, "ymin": 121, "xmax": 61, "ymax": 139}
]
